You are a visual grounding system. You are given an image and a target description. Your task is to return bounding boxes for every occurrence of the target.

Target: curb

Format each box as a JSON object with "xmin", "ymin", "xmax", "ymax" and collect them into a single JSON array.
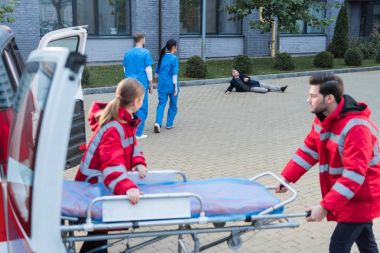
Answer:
[{"xmin": 83, "ymin": 66, "xmax": 380, "ymax": 95}]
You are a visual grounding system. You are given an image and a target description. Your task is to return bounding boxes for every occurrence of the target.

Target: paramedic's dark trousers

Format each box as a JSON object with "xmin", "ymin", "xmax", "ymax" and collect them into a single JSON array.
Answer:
[
  {"xmin": 80, "ymin": 231, "xmax": 107, "ymax": 253},
  {"xmin": 329, "ymin": 222, "xmax": 378, "ymax": 253}
]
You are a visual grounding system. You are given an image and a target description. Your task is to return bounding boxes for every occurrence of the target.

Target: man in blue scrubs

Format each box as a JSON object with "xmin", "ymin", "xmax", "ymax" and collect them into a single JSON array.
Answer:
[{"xmin": 123, "ymin": 33, "xmax": 153, "ymax": 139}]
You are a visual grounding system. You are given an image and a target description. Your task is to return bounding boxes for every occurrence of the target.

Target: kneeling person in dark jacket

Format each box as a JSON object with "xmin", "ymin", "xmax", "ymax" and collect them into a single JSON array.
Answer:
[{"xmin": 225, "ymin": 68, "xmax": 288, "ymax": 94}]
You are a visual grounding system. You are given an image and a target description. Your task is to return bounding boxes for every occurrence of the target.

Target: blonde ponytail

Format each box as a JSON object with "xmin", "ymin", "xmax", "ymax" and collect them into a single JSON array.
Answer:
[{"xmin": 99, "ymin": 78, "xmax": 144, "ymax": 127}]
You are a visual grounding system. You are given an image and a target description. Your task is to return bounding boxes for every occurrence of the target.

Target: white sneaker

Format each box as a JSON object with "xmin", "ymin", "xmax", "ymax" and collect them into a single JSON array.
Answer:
[
  {"xmin": 166, "ymin": 125, "xmax": 174, "ymax": 130},
  {"xmin": 154, "ymin": 123, "xmax": 160, "ymax": 133},
  {"xmin": 136, "ymin": 134, "xmax": 148, "ymax": 139}
]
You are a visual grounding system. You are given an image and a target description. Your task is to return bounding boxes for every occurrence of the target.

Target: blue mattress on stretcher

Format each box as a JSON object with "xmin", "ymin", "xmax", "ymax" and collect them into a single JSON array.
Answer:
[{"xmin": 61, "ymin": 178, "xmax": 284, "ymax": 221}]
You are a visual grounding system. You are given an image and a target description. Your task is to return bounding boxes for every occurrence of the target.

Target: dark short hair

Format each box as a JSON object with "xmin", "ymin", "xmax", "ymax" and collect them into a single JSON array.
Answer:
[
  {"xmin": 309, "ymin": 73, "xmax": 344, "ymax": 103},
  {"xmin": 134, "ymin": 33, "xmax": 145, "ymax": 43}
]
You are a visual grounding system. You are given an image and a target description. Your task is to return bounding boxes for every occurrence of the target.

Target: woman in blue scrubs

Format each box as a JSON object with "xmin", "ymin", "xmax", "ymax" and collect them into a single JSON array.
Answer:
[{"xmin": 154, "ymin": 39, "xmax": 179, "ymax": 133}]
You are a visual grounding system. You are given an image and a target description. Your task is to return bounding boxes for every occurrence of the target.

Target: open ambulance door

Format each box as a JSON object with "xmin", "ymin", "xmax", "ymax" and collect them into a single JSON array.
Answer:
[
  {"xmin": 38, "ymin": 26, "xmax": 88, "ymax": 169},
  {"xmin": 6, "ymin": 48, "xmax": 85, "ymax": 253}
]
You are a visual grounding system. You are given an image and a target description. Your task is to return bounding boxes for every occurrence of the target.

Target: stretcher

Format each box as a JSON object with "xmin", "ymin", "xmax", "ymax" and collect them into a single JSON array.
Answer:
[{"xmin": 60, "ymin": 171, "xmax": 308, "ymax": 253}]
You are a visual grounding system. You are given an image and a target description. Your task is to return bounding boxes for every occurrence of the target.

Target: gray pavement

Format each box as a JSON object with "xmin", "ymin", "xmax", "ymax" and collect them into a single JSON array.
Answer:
[{"xmin": 67, "ymin": 70, "xmax": 380, "ymax": 253}]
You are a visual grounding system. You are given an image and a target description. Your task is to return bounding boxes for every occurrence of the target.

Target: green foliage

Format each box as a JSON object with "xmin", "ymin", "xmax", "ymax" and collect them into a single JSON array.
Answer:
[
  {"xmin": 351, "ymin": 32, "xmax": 380, "ymax": 59},
  {"xmin": 327, "ymin": 6, "xmax": 349, "ymax": 58},
  {"xmin": 376, "ymin": 50, "xmax": 380, "ymax": 63},
  {"xmin": 344, "ymin": 48, "xmax": 363, "ymax": 66},
  {"xmin": 185, "ymin": 56, "xmax": 207, "ymax": 78},
  {"xmin": 273, "ymin": 52, "xmax": 295, "ymax": 70},
  {"xmin": 81, "ymin": 66, "xmax": 90, "ymax": 86},
  {"xmin": 0, "ymin": 0, "xmax": 17, "ymax": 23},
  {"xmin": 233, "ymin": 55, "xmax": 253, "ymax": 74},
  {"xmin": 226, "ymin": 0, "xmax": 335, "ymax": 33},
  {"xmin": 313, "ymin": 51, "xmax": 334, "ymax": 68}
]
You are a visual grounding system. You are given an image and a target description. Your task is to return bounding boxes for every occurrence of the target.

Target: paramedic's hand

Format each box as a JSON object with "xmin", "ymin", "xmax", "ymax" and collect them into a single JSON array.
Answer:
[
  {"xmin": 132, "ymin": 164, "xmax": 147, "ymax": 178},
  {"xmin": 243, "ymin": 77, "xmax": 249, "ymax": 82},
  {"xmin": 149, "ymin": 81, "xmax": 153, "ymax": 94},
  {"xmin": 126, "ymin": 188, "xmax": 142, "ymax": 205},
  {"xmin": 173, "ymin": 84, "xmax": 178, "ymax": 96},
  {"xmin": 306, "ymin": 205, "xmax": 328, "ymax": 222},
  {"xmin": 275, "ymin": 178, "xmax": 290, "ymax": 193}
]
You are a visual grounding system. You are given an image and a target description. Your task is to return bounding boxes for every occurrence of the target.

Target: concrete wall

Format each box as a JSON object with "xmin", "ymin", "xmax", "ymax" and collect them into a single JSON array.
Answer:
[
  {"xmin": 85, "ymin": 38, "xmax": 133, "ymax": 63},
  {"xmin": 243, "ymin": 11, "xmax": 271, "ymax": 56},
  {"xmin": 160, "ymin": 0, "xmax": 180, "ymax": 52},
  {"xmin": 134, "ymin": 0, "xmax": 159, "ymax": 60},
  {"xmin": 280, "ymin": 35, "xmax": 327, "ymax": 54},
  {"xmin": 7, "ymin": 0, "xmax": 40, "ymax": 61},
  {"xmin": 179, "ymin": 36, "xmax": 244, "ymax": 59}
]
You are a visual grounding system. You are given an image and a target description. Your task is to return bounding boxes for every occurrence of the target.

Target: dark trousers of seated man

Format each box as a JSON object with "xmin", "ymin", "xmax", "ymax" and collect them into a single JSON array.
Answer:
[{"xmin": 329, "ymin": 222, "xmax": 378, "ymax": 253}]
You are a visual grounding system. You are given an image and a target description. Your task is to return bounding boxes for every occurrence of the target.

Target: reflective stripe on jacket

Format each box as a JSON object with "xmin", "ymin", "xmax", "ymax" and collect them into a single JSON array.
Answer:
[
  {"xmin": 75, "ymin": 102, "xmax": 146, "ymax": 195},
  {"xmin": 282, "ymin": 95, "xmax": 380, "ymax": 222}
]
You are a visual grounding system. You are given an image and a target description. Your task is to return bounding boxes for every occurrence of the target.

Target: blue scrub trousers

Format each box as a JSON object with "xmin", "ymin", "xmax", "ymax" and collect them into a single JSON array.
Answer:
[
  {"xmin": 136, "ymin": 88, "xmax": 149, "ymax": 136},
  {"xmin": 155, "ymin": 93, "xmax": 178, "ymax": 128}
]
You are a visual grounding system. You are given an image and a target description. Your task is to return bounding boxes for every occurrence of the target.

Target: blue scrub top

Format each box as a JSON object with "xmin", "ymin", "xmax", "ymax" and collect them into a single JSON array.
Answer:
[
  {"xmin": 155, "ymin": 53, "xmax": 179, "ymax": 94},
  {"xmin": 123, "ymin": 47, "xmax": 153, "ymax": 88}
]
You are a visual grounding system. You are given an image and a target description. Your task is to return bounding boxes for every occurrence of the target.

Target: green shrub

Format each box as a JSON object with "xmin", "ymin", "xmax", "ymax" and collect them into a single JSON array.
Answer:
[
  {"xmin": 273, "ymin": 52, "xmax": 295, "ymax": 70},
  {"xmin": 81, "ymin": 65, "xmax": 90, "ymax": 86},
  {"xmin": 352, "ymin": 32, "xmax": 380, "ymax": 59},
  {"xmin": 327, "ymin": 6, "xmax": 349, "ymax": 58},
  {"xmin": 344, "ymin": 48, "xmax": 363, "ymax": 66},
  {"xmin": 313, "ymin": 51, "xmax": 334, "ymax": 68},
  {"xmin": 233, "ymin": 54, "xmax": 253, "ymax": 74},
  {"xmin": 185, "ymin": 56, "xmax": 207, "ymax": 78},
  {"xmin": 376, "ymin": 50, "xmax": 380, "ymax": 63},
  {"xmin": 367, "ymin": 32, "xmax": 380, "ymax": 58}
]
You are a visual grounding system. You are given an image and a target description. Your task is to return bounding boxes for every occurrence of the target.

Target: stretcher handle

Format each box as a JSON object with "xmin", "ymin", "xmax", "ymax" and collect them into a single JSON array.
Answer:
[
  {"xmin": 85, "ymin": 192, "xmax": 205, "ymax": 227},
  {"xmin": 249, "ymin": 172, "xmax": 298, "ymax": 216},
  {"xmin": 250, "ymin": 211, "xmax": 311, "ymax": 221},
  {"xmin": 84, "ymin": 170, "xmax": 187, "ymax": 183}
]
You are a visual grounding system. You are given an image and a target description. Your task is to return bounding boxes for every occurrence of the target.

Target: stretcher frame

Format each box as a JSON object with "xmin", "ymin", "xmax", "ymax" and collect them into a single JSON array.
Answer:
[{"xmin": 61, "ymin": 171, "xmax": 308, "ymax": 253}]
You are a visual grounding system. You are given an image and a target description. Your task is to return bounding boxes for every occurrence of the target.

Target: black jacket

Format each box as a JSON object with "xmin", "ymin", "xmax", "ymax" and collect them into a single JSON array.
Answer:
[{"xmin": 226, "ymin": 74, "xmax": 260, "ymax": 92}]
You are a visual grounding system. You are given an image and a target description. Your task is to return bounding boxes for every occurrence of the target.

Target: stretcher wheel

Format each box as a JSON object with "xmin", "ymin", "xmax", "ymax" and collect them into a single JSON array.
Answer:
[{"xmin": 227, "ymin": 234, "xmax": 242, "ymax": 250}]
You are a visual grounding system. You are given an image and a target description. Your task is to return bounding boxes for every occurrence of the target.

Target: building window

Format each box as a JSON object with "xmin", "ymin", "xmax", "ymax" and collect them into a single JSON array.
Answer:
[
  {"xmin": 373, "ymin": 4, "xmax": 380, "ymax": 33},
  {"xmin": 180, "ymin": 0, "xmax": 202, "ymax": 34},
  {"xmin": 180, "ymin": 0, "xmax": 242, "ymax": 35},
  {"xmin": 40, "ymin": 0, "xmax": 73, "ymax": 36},
  {"xmin": 39, "ymin": 0, "xmax": 131, "ymax": 36},
  {"xmin": 280, "ymin": 4, "xmax": 326, "ymax": 34}
]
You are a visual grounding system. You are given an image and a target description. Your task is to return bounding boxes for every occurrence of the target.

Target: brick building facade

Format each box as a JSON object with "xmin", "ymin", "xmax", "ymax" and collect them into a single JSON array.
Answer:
[{"xmin": 6, "ymin": 0, "xmax": 354, "ymax": 63}]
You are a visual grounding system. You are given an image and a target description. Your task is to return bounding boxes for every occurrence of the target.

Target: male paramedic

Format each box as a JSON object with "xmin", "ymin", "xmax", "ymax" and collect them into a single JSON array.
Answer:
[
  {"xmin": 276, "ymin": 73, "xmax": 380, "ymax": 253},
  {"xmin": 123, "ymin": 33, "xmax": 153, "ymax": 139}
]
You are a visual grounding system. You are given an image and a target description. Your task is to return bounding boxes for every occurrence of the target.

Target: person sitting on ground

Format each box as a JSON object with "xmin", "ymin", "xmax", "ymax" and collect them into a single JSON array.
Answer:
[{"xmin": 225, "ymin": 68, "xmax": 288, "ymax": 94}]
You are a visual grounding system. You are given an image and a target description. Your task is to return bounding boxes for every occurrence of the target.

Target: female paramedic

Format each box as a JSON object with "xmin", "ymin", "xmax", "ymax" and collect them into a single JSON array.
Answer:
[
  {"xmin": 75, "ymin": 78, "xmax": 147, "ymax": 253},
  {"xmin": 153, "ymin": 39, "xmax": 179, "ymax": 133}
]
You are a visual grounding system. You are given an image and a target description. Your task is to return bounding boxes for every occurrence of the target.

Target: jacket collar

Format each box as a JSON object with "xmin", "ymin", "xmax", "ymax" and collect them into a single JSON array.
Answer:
[
  {"xmin": 318, "ymin": 95, "xmax": 370, "ymax": 130},
  {"xmin": 118, "ymin": 107, "xmax": 141, "ymax": 127}
]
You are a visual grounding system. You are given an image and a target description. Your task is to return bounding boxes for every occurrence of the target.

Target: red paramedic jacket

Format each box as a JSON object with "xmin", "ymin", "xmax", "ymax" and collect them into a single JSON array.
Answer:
[
  {"xmin": 282, "ymin": 95, "xmax": 380, "ymax": 222},
  {"xmin": 75, "ymin": 102, "xmax": 146, "ymax": 195}
]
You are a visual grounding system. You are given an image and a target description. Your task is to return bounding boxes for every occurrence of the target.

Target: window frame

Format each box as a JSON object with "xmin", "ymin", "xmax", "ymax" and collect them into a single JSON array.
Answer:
[
  {"xmin": 73, "ymin": 0, "xmax": 132, "ymax": 37},
  {"xmin": 40, "ymin": 0, "xmax": 132, "ymax": 37},
  {"xmin": 179, "ymin": 0, "xmax": 243, "ymax": 36},
  {"xmin": 279, "ymin": 3, "xmax": 327, "ymax": 35}
]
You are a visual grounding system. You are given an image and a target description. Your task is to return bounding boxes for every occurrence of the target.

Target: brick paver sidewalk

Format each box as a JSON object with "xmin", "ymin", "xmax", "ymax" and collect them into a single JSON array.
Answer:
[{"xmin": 69, "ymin": 71, "xmax": 380, "ymax": 253}]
